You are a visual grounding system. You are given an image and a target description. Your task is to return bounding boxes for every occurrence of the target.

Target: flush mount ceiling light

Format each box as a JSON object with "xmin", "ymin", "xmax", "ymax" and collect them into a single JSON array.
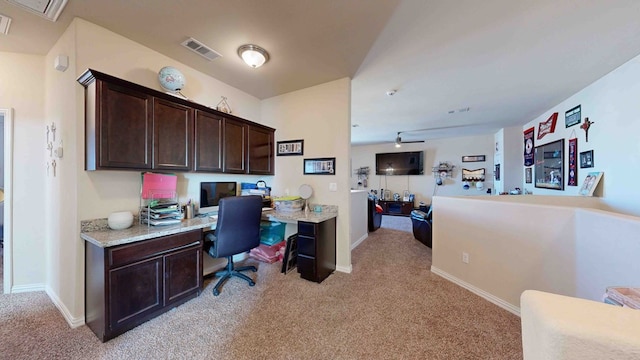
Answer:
[{"xmin": 237, "ymin": 44, "xmax": 269, "ymax": 68}]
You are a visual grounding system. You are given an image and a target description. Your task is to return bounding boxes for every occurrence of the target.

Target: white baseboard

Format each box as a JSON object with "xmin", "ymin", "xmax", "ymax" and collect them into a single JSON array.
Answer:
[
  {"xmin": 336, "ymin": 264, "xmax": 352, "ymax": 273},
  {"xmin": 45, "ymin": 286, "xmax": 85, "ymax": 328},
  {"xmin": 11, "ymin": 283, "xmax": 45, "ymax": 293},
  {"xmin": 430, "ymin": 266, "xmax": 521, "ymax": 316},
  {"xmin": 351, "ymin": 233, "xmax": 368, "ymax": 250}
]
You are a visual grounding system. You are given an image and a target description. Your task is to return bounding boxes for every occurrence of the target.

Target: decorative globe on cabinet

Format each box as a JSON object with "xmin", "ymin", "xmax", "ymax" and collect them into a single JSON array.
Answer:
[{"xmin": 158, "ymin": 66, "xmax": 186, "ymax": 93}]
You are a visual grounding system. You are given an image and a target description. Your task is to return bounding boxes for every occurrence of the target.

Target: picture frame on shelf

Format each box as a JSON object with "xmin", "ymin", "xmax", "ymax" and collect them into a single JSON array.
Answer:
[
  {"xmin": 277, "ymin": 139, "xmax": 304, "ymax": 156},
  {"xmin": 303, "ymin": 157, "xmax": 335, "ymax": 175},
  {"xmin": 580, "ymin": 150, "xmax": 594, "ymax": 168},
  {"xmin": 579, "ymin": 171, "xmax": 603, "ymax": 196}
]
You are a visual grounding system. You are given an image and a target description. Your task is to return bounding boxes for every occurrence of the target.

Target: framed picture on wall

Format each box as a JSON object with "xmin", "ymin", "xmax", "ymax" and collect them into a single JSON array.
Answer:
[
  {"xmin": 580, "ymin": 150, "xmax": 594, "ymax": 168},
  {"xmin": 534, "ymin": 139, "xmax": 564, "ymax": 190},
  {"xmin": 277, "ymin": 139, "xmax": 304, "ymax": 156},
  {"xmin": 303, "ymin": 157, "xmax": 336, "ymax": 175}
]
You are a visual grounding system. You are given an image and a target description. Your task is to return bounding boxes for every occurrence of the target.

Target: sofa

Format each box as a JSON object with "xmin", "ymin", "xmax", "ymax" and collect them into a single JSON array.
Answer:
[
  {"xmin": 411, "ymin": 208, "xmax": 432, "ymax": 247},
  {"xmin": 368, "ymin": 197, "xmax": 382, "ymax": 232}
]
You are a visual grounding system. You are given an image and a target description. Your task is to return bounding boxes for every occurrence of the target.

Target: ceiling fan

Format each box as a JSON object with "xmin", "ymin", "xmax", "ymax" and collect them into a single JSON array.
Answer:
[
  {"xmin": 394, "ymin": 131, "xmax": 425, "ymax": 147},
  {"xmin": 392, "ymin": 124, "xmax": 477, "ymax": 147}
]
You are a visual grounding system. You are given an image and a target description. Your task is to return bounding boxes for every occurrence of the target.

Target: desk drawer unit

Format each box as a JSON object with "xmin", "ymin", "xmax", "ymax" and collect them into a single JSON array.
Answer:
[{"xmin": 296, "ymin": 218, "xmax": 336, "ymax": 283}]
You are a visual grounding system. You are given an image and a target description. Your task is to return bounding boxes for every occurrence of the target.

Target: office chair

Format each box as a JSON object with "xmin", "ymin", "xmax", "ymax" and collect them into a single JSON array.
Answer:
[{"xmin": 204, "ymin": 195, "xmax": 263, "ymax": 296}]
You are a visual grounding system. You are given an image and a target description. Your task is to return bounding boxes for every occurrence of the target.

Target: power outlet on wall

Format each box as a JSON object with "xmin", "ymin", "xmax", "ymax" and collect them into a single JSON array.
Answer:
[{"xmin": 462, "ymin": 252, "xmax": 470, "ymax": 264}]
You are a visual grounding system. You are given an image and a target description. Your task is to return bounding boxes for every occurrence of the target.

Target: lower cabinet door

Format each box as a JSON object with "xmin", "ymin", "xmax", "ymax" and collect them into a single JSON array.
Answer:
[
  {"xmin": 164, "ymin": 246, "xmax": 202, "ymax": 305},
  {"xmin": 296, "ymin": 254, "xmax": 317, "ymax": 282},
  {"xmin": 108, "ymin": 256, "xmax": 163, "ymax": 330}
]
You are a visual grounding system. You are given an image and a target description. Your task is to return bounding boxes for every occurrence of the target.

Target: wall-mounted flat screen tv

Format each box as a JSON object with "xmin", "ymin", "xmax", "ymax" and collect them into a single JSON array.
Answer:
[{"xmin": 375, "ymin": 151, "xmax": 424, "ymax": 175}]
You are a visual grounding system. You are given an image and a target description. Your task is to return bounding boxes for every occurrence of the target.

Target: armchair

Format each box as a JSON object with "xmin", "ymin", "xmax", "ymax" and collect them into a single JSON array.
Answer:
[
  {"xmin": 368, "ymin": 197, "xmax": 382, "ymax": 232},
  {"xmin": 204, "ymin": 195, "xmax": 263, "ymax": 296},
  {"xmin": 410, "ymin": 208, "xmax": 432, "ymax": 247}
]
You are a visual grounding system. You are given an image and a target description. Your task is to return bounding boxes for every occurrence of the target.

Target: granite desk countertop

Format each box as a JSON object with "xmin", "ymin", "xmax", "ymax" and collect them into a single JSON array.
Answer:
[{"xmin": 81, "ymin": 205, "xmax": 338, "ymax": 248}]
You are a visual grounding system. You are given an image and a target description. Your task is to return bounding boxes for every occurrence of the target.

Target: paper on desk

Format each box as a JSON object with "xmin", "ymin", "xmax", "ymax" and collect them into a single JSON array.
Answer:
[{"xmin": 141, "ymin": 172, "xmax": 177, "ymax": 199}]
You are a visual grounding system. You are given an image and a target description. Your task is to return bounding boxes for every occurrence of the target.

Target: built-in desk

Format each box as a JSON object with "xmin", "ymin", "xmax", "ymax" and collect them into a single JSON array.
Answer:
[{"xmin": 80, "ymin": 206, "xmax": 338, "ymax": 341}]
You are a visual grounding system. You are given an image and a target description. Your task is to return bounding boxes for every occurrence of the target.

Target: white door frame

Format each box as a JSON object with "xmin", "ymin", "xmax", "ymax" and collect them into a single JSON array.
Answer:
[{"xmin": 1, "ymin": 108, "xmax": 14, "ymax": 294}]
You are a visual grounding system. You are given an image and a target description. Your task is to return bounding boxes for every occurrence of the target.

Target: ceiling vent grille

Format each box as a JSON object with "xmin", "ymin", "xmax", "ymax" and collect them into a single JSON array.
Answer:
[
  {"xmin": 181, "ymin": 37, "xmax": 222, "ymax": 61},
  {"xmin": 0, "ymin": 13, "xmax": 12, "ymax": 34},
  {"xmin": 6, "ymin": 0, "xmax": 68, "ymax": 22}
]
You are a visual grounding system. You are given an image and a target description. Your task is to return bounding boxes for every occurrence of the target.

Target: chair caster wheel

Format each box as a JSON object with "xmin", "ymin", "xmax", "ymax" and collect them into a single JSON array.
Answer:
[
  {"xmin": 213, "ymin": 289, "xmax": 220, "ymax": 296},
  {"xmin": 249, "ymin": 281, "xmax": 255, "ymax": 287}
]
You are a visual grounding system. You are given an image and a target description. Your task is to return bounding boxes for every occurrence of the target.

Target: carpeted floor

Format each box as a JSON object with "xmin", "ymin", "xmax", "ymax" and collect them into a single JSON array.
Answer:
[{"xmin": 0, "ymin": 218, "xmax": 522, "ymax": 359}]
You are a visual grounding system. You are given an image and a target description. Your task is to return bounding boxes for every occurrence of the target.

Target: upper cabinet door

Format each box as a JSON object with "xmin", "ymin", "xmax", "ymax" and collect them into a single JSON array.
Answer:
[
  {"xmin": 152, "ymin": 98, "xmax": 193, "ymax": 171},
  {"xmin": 248, "ymin": 125, "xmax": 274, "ymax": 175},
  {"xmin": 193, "ymin": 110, "xmax": 223, "ymax": 172},
  {"xmin": 96, "ymin": 81, "xmax": 153, "ymax": 170},
  {"xmin": 223, "ymin": 118, "xmax": 248, "ymax": 174}
]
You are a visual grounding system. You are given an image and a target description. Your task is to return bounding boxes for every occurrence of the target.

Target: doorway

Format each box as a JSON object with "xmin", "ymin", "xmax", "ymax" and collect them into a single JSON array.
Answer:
[{"xmin": 1, "ymin": 108, "xmax": 13, "ymax": 294}]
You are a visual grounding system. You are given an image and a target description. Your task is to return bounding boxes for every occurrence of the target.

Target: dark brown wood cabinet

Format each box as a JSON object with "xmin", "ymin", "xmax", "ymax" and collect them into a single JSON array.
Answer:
[
  {"xmin": 153, "ymin": 98, "xmax": 193, "ymax": 171},
  {"xmin": 78, "ymin": 69, "xmax": 275, "ymax": 175},
  {"xmin": 223, "ymin": 117, "xmax": 248, "ymax": 173},
  {"xmin": 88, "ymin": 80, "xmax": 153, "ymax": 170},
  {"xmin": 378, "ymin": 200, "xmax": 414, "ymax": 216},
  {"xmin": 296, "ymin": 218, "xmax": 336, "ymax": 283},
  {"xmin": 85, "ymin": 229, "xmax": 203, "ymax": 342},
  {"xmin": 248, "ymin": 125, "xmax": 275, "ymax": 175},
  {"xmin": 194, "ymin": 110, "xmax": 223, "ymax": 172}
]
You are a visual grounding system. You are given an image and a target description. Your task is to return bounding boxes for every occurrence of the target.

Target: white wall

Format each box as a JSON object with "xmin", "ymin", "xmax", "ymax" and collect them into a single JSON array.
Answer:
[
  {"xmin": 0, "ymin": 53, "xmax": 46, "ymax": 290},
  {"xmin": 520, "ymin": 52, "xmax": 640, "ymax": 216},
  {"xmin": 262, "ymin": 78, "xmax": 352, "ymax": 272},
  {"xmin": 431, "ymin": 195, "xmax": 640, "ymax": 313},
  {"xmin": 494, "ymin": 126, "xmax": 523, "ymax": 194},
  {"xmin": 350, "ymin": 190, "xmax": 368, "ymax": 249},
  {"xmin": 351, "ymin": 134, "xmax": 495, "ymax": 206}
]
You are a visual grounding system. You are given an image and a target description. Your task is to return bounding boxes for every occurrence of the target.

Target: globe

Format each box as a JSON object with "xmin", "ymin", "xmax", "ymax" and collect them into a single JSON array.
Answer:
[{"xmin": 158, "ymin": 66, "xmax": 186, "ymax": 92}]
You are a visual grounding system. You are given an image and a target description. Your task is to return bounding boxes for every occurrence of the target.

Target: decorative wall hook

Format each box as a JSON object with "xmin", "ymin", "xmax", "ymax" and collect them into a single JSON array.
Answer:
[{"xmin": 580, "ymin": 117, "xmax": 594, "ymax": 142}]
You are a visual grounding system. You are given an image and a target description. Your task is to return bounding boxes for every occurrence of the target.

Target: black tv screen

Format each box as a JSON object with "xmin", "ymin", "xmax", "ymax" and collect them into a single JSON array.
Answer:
[{"xmin": 375, "ymin": 151, "xmax": 424, "ymax": 175}]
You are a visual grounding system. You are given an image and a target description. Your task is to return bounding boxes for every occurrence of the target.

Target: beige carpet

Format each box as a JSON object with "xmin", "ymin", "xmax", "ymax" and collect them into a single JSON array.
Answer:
[{"xmin": 0, "ymin": 220, "xmax": 522, "ymax": 359}]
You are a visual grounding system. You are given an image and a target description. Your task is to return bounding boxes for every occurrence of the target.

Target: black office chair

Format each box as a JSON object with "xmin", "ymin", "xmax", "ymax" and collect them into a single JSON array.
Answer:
[{"xmin": 204, "ymin": 195, "xmax": 263, "ymax": 296}]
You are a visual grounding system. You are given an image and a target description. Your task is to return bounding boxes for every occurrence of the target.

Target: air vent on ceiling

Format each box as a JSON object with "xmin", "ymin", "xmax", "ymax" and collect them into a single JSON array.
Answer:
[
  {"xmin": 6, "ymin": 0, "xmax": 68, "ymax": 22},
  {"xmin": 181, "ymin": 37, "xmax": 222, "ymax": 61},
  {"xmin": 0, "ymin": 13, "xmax": 12, "ymax": 34}
]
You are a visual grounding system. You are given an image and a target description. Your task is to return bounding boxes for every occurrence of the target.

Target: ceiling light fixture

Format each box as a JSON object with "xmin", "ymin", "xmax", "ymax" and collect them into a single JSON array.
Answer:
[{"xmin": 237, "ymin": 44, "xmax": 270, "ymax": 68}]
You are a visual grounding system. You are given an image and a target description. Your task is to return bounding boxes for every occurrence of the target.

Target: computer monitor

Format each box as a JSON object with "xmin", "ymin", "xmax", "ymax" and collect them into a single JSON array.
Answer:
[{"xmin": 199, "ymin": 181, "xmax": 237, "ymax": 215}]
